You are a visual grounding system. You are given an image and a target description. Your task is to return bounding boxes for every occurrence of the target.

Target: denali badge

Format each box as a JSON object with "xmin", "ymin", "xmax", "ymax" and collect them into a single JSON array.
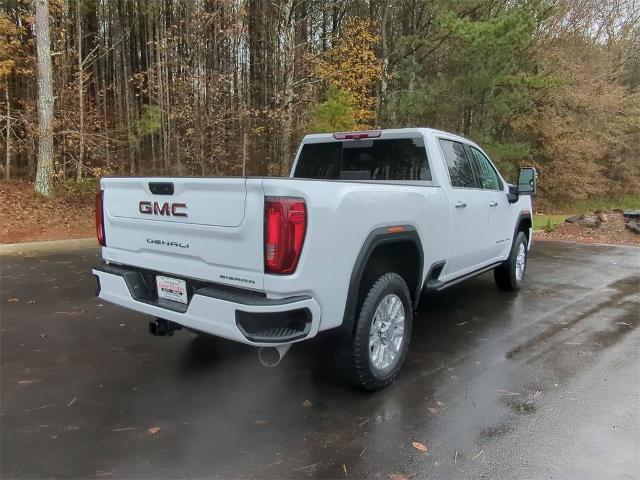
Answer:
[
  {"xmin": 147, "ymin": 238, "xmax": 189, "ymax": 248},
  {"xmin": 139, "ymin": 201, "xmax": 188, "ymax": 217}
]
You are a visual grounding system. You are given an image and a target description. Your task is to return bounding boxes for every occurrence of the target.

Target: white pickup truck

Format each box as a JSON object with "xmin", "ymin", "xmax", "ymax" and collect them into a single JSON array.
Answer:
[{"xmin": 92, "ymin": 128, "xmax": 536, "ymax": 390}]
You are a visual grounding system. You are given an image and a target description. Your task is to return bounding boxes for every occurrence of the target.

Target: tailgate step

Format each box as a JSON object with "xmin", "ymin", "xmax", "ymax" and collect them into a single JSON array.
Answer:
[{"xmin": 235, "ymin": 309, "xmax": 312, "ymax": 343}]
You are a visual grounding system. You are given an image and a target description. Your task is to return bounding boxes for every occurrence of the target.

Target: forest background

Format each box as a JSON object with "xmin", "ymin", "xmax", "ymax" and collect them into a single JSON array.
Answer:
[{"xmin": 1, "ymin": 0, "xmax": 638, "ymax": 210}]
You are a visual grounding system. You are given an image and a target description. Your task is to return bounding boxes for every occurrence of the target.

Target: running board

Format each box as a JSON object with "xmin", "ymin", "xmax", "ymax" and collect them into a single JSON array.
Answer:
[
  {"xmin": 434, "ymin": 262, "xmax": 503, "ymax": 292},
  {"xmin": 422, "ymin": 260, "xmax": 446, "ymax": 293}
]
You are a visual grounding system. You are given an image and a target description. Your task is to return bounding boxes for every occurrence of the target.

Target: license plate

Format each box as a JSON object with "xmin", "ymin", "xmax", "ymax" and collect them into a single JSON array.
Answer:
[{"xmin": 156, "ymin": 275, "xmax": 188, "ymax": 304}]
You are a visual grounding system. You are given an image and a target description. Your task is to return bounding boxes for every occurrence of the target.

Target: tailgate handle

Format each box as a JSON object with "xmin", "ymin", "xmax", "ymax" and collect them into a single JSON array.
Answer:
[{"xmin": 149, "ymin": 182, "xmax": 174, "ymax": 195}]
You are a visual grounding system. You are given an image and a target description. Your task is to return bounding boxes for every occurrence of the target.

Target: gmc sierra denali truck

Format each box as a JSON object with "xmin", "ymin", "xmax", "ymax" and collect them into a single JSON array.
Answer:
[{"xmin": 92, "ymin": 128, "xmax": 537, "ymax": 390}]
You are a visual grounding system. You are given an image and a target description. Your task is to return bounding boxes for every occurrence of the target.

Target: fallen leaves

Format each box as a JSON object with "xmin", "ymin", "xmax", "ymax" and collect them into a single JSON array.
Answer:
[
  {"xmin": 17, "ymin": 379, "xmax": 40, "ymax": 386},
  {"xmin": 496, "ymin": 389, "xmax": 521, "ymax": 396},
  {"xmin": 534, "ymin": 212, "xmax": 640, "ymax": 247},
  {"xmin": 0, "ymin": 180, "xmax": 95, "ymax": 244},
  {"xmin": 54, "ymin": 310, "xmax": 88, "ymax": 316},
  {"xmin": 147, "ymin": 426, "xmax": 161, "ymax": 434},
  {"xmin": 412, "ymin": 441, "xmax": 428, "ymax": 453},
  {"xmin": 472, "ymin": 449, "xmax": 485, "ymax": 462},
  {"xmin": 24, "ymin": 403, "xmax": 55, "ymax": 412},
  {"xmin": 427, "ymin": 400, "xmax": 446, "ymax": 415}
]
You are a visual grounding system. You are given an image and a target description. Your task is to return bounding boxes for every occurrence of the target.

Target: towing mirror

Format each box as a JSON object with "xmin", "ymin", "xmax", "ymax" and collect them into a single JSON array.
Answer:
[
  {"xmin": 517, "ymin": 167, "xmax": 537, "ymax": 196},
  {"xmin": 506, "ymin": 167, "xmax": 537, "ymax": 203}
]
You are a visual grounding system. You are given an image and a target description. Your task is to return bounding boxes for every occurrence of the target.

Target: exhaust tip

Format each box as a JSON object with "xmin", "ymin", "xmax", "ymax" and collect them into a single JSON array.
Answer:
[
  {"xmin": 258, "ymin": 344, "xmax": 292, "ymax": 367},
  {"xmin": 258, "ymin": 347, "xmax": 281, "ymax": 367}
]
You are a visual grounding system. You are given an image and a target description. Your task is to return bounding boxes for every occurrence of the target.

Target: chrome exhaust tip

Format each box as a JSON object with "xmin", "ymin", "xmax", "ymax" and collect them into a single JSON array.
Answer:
[{"xmin": 258, "ymin": 344, "xmax": 292, "ymax": 367}]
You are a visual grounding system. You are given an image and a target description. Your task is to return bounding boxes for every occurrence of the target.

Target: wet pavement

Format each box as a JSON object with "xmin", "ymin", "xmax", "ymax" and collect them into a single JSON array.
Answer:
[{"xmin": 1, "ymin": 241, "xmax": 638, "ymax": 479}]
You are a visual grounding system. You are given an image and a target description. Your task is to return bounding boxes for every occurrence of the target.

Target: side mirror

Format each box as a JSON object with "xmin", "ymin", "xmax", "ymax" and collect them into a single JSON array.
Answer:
[
  {"xmin": 517, "ymin": 167, "xmax": 537, "ymax": 196},
  {"xmin": 507, "ymin": 184, "xmax": 519, "ymax": 203}
]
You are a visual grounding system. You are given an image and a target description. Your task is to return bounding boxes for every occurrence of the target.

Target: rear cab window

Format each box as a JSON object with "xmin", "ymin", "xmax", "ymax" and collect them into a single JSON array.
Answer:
[{"xmin": 293, "ymin": 136, "xmax": 432, "ymax": 182}]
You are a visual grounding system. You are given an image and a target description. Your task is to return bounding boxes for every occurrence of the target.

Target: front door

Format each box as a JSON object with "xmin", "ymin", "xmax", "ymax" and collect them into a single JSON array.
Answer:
[{"xmin": 467, "ymin": 146, "xmax": 513, "ymax": 261}]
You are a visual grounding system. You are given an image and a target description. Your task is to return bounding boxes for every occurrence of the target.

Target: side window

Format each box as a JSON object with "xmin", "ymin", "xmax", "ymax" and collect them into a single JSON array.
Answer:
[
  {"xmin": 439, "ymin": 139, "xmax": 477, "ymax": 188},
  {"xmin": 372, "ymin": 137, "xmax": 431, "ymax": 181},
  {"xmin": 469, "ymin": 147, "xmax": 503, "ymax": 190}
]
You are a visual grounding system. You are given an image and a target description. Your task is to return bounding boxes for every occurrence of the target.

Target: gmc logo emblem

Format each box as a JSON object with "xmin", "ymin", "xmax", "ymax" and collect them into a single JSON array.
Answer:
[{"xmin": 139, "ymin": 201, "xmax": 188, "ymax": 217}]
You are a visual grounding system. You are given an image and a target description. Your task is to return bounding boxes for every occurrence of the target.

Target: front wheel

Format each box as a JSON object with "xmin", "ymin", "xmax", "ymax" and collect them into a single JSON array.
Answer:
[
  {"xmin": 335, "ymin": 272, "xmax": 413, "ymax": 391},
  {"xmin": 494, "ymin": 231, "xmax": 528, "ymax": 291}
]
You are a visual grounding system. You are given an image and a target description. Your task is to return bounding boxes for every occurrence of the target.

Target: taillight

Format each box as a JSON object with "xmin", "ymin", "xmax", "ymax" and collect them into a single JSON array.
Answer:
[
  {"xmin": 95, "ymin": 190, "xmax": 106, "ymax": 246},
  {"xmin": 264, "ymin": 197, "xmax": 306, "ymax": 274}
]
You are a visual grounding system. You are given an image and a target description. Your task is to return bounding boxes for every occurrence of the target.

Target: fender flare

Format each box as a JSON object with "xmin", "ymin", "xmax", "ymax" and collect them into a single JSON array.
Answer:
[
  {"xmin": 338, "ymin": 225, "xmax": 424, "ymax": 340},
  {"xmin": 513, "ymin": 210, "xmax": 532, "ymax": 243}
]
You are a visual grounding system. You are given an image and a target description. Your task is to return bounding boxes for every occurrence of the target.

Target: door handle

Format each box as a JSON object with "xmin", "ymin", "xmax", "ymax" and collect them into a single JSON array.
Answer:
[
  {"xmin": 489, "ymin": 201, "xmax": 498, "ymax": 207},
  {"xmin": 455, "ymin": 201, "xmax": 467, "ymax": 208}
]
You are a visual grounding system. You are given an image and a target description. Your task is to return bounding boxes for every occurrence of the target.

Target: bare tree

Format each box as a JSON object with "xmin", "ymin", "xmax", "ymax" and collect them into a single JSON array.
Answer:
[
  {"xmin": 34, "ymin": 0, "xmax": 55, "ymax": 196},
  {"xmin": 5, "ymin": 82, "xmax": 10, "ymax": 180},
  {"xmin": 76, "ymin": 0, "xmax": 84, "ymax": 180}
]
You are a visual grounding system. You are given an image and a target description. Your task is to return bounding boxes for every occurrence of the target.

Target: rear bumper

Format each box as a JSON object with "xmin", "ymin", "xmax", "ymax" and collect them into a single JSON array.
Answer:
[{"xmin": 92, "ymin": 264, "xmax": 321, "ymax": 346}]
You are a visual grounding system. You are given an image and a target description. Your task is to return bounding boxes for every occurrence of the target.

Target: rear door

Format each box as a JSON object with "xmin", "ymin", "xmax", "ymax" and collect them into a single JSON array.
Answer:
[
  {"xmin": 438, "ymin": 138, "xmax": 490, "ymax": 277},
  {"xmin": 101, "ymin": 177, "xmax": 266, "ymax": 290}
]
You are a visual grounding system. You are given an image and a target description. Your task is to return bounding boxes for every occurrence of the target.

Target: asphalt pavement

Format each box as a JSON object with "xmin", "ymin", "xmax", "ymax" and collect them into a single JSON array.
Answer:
[{"xmin": 1, "ymin": 241, "xmax": 638, "ymax": 479}]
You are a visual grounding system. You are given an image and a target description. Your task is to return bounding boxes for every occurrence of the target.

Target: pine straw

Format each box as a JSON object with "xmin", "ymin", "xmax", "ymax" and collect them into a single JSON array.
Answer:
[
  {"xmin": 534, "ymin": 212, "xmax": 640, "ymax": 247},
  {"xmin": 0, "ymin": 181, "xmax": 94, "ymax": 244}
]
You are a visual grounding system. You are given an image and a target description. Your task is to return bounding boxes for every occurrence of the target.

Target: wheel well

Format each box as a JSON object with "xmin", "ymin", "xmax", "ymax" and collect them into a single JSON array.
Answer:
[
  {"xmin": 357, "ymin": 241, "xmax": 421, "ymax": 312},
  {"xmin": 339, "ymin": 227, "xmax": 423, "ymax": 340},
  {"xmin": 518, "ymin": 216, "xmax": 532, "ymax": 241}
]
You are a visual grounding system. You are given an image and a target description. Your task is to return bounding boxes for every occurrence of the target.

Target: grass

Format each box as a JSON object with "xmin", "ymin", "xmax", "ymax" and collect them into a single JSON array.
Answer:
[
  {"xmin": 533, "ymin": 214, "xmax": 567, "ymax": 232},
  {"xmin": 566, "ymin": 195, "xmax": 639, "ymax": 214}
]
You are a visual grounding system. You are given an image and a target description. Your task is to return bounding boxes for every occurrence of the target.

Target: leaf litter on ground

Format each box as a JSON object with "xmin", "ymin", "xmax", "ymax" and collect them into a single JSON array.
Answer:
[{"xmin": 412, "ymin": 441, "xmax": 428, "ymax": 452}]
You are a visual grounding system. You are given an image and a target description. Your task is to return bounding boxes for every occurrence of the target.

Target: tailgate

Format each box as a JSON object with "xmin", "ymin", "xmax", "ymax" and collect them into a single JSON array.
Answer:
[{"xmin": 100, "ymin": 177, "xmax": 265, "ymax": 290}]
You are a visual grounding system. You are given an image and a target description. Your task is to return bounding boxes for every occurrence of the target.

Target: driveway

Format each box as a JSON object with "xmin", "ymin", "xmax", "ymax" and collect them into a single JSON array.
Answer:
[{"xmin": 1, "ymin": 241, "xmax": 638, "ymax": 479}]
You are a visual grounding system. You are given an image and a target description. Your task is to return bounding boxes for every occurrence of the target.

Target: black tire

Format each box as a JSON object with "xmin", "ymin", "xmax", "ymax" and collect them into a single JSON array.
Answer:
[
  {"xmin": 494, "ymin": 231, "xmax": 528, "ymax": 291},
  {"xmin": 335, "ymin": 272, "xmax": 413, "ymax": 391}
]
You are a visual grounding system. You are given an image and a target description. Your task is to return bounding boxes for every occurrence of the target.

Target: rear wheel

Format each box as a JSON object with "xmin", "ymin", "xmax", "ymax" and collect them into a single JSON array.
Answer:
[
  {"xmin": 335, "ymin": 272, "xmax": 413, "ymax": 391},
  {"xmin": 494, "ymin": 231, "xmax": 528, "ymax": 291}
]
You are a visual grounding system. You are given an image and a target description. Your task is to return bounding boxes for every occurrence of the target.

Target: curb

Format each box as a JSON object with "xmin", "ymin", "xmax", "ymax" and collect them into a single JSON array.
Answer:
[
  {"xmin": 533, "ymin": 238, "xmax": 640, "ymax": 249},
  {"xmin": 0, "ymin": 238, "xmax": 97, "ymax": 255}
]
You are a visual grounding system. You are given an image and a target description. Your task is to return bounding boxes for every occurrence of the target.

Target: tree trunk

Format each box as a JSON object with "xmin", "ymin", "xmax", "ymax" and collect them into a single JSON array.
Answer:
[
  {"xmin": 77, "ymin": 0, "xmax": 85, "ymax": 180},
  {"xmin": 34, "ymin": 0, "xmax": 55, "ymax": 197},
  {"xmin": 379, "ymin": 1, "xmax": 390, "ymax": 127},
  {"xmin": 5, "ymin": 83, "xmax": 10, "ymax": 180},
  {"xmin": 281, "ymin": 0, "xmax": 296, "ymax": 175}
]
